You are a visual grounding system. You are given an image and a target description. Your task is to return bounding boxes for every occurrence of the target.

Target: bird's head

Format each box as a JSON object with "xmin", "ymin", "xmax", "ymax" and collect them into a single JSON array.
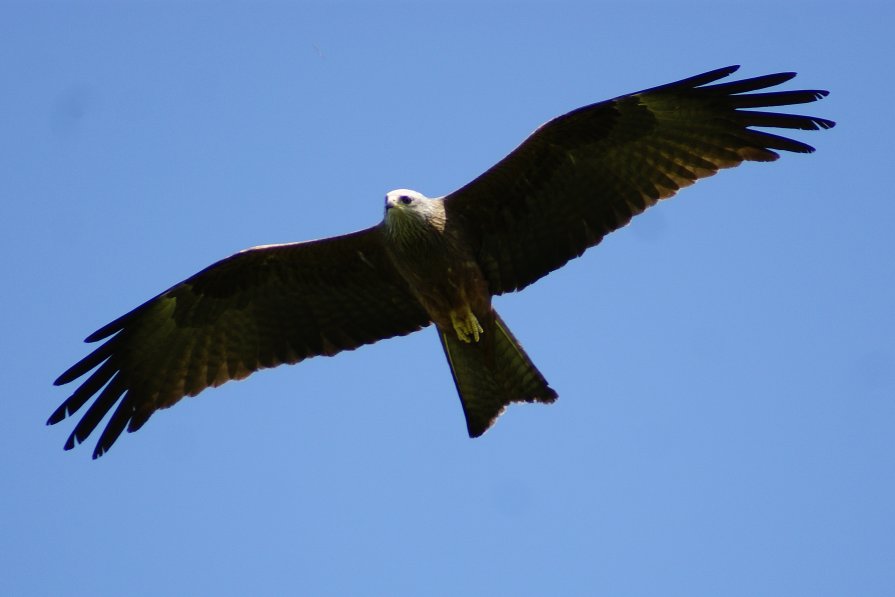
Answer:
[
  {"xmin": 383, "ymin": 189, "xmax": 446, "ymax": 240},
  {"xmin": 385, "ymin": 189, "xmax": 428, "ymax": 215}
]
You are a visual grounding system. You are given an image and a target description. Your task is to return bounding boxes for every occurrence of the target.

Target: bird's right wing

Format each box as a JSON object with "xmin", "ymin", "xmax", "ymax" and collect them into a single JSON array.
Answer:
[{"xmin": 51, "ymin": 225, "xmax": 430, "ymax": 458}]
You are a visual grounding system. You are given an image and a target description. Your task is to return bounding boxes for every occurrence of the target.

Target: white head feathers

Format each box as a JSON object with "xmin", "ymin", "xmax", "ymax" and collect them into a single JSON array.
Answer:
[{"xmin": 383, "ymin": 189, "xmax": 446, "ymax": 239}]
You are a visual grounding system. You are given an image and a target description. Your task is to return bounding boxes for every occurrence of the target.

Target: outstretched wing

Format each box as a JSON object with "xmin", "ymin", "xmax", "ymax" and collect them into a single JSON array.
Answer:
[
  {"xmin": 444, "ymin": 65, "xmax": 835, "ymax": 294},
  {"xmin": 51, "ymin": 226, "xmax": 430, "ymax": 458}
]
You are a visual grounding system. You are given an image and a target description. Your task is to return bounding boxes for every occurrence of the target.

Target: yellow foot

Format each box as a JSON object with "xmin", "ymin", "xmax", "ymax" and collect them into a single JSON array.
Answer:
[{"xmin": 450, "ymin": 310, "xmax": 484, "ymax": 343}]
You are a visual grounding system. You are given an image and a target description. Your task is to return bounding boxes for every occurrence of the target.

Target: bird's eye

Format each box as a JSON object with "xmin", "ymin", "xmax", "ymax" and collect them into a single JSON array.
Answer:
[{"xmin": 399, "ymin": 195, "xmax": 413, "ymax": 205}]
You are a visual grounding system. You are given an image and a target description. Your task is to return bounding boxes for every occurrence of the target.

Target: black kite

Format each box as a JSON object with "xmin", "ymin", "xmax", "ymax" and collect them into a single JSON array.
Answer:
[{"xmin": 51, "ymin": 66, "xmax": 834, "ymax": 458}]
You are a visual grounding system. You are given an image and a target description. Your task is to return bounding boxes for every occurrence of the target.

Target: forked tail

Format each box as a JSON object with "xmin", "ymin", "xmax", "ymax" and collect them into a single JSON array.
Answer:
[{"xmin": 439, "ymin": 310, "xmax": 557, "ymax": 436}]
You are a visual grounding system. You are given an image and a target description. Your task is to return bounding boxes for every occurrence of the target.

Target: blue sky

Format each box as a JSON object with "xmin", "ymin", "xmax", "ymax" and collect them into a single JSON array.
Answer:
[{"xmin": 2, "ymin": 2, "xmax": 893, "ymax": 596}]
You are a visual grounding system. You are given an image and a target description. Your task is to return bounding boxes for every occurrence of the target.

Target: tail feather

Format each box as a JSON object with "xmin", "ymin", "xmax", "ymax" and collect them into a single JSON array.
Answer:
[{"xmin": 439, "ymin": 310, "xmax": 557, "ymax": 436}]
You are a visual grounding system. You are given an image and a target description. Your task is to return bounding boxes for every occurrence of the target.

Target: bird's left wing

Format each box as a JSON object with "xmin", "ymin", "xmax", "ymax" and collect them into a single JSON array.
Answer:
[
  {"xmin": 443, "ymin": 66, "xmax": 834, "ymax": 294},
  {"xmin": 51, "ymin": 226, "xmax": 430, "ymax": 458}
]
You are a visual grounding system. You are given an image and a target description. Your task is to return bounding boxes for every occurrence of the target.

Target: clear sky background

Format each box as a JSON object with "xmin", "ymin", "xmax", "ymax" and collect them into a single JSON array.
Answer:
[{"xmin": 2, "ymin": 2, "xmax": 892, "ymax": 596}]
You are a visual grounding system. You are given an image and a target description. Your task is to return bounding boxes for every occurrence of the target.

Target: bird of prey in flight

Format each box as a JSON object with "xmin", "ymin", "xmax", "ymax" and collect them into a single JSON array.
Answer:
[{"xmin": 51, "ymin": 65, "xmax": 834, "ymax": 458}]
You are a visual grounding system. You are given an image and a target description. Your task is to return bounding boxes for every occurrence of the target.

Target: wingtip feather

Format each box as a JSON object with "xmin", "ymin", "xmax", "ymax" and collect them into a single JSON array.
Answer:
[
  {"xmin": 633, "ymin": 65, "xmax": 740, "ymax": 96},
  {"xmin": 47, "ymin": 405, "xmax": 68, "ymax": 425},
  {"xmin": 84, "ymin": 324, "xmax": 120, "ymax": 343},
  {"xmin": 680, "ymin": 65, "xmax": 740, "ymax": 87},
  {"xmin": 54, "ymin": 367, "xmax": 78, "ymax": 386},
  {"xmin": 53, "ymin": 371, "xmax": 75, "ymax": 386}
]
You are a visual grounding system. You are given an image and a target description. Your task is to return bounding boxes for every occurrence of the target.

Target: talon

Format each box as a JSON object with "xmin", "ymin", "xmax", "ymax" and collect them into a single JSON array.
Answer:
[{"xmin": 450, "ymin": 310, "xmax": 484, "ymax": 343}]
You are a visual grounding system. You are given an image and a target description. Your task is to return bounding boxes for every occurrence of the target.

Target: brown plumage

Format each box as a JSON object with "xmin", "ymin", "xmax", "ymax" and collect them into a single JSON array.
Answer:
[{"xmin": 52, "ymin": 65, "xmax": 834, "ymax": 458}]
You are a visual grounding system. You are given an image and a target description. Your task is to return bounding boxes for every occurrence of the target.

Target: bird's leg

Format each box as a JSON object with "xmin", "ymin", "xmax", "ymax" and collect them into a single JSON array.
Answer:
[{"xmin": 450, "ymin": 308, "xmax": 483, "ymax": 343}]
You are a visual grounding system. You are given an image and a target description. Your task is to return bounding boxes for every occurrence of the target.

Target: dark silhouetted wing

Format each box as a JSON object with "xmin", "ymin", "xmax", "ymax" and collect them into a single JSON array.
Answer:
[
  {"xmin": 444, "ymin": 65, "xmax": 835, "ymax": 294},
  {"xmin": 51, "ymin": 226, "xmax": 429, "ymax": 458}
]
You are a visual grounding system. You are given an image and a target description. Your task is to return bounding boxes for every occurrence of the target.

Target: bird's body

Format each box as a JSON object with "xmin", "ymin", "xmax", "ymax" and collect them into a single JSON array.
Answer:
[
  {"xmin": 383, "ymin": 190, "xmax": 482, "ymax": 339},
  {"xmin": 51, "ymin": 66, "xmax": 834, "ymax": 458},
  {"xmin": 382, "ymin": 189, "xmax": 557, "ymax": 433}
]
